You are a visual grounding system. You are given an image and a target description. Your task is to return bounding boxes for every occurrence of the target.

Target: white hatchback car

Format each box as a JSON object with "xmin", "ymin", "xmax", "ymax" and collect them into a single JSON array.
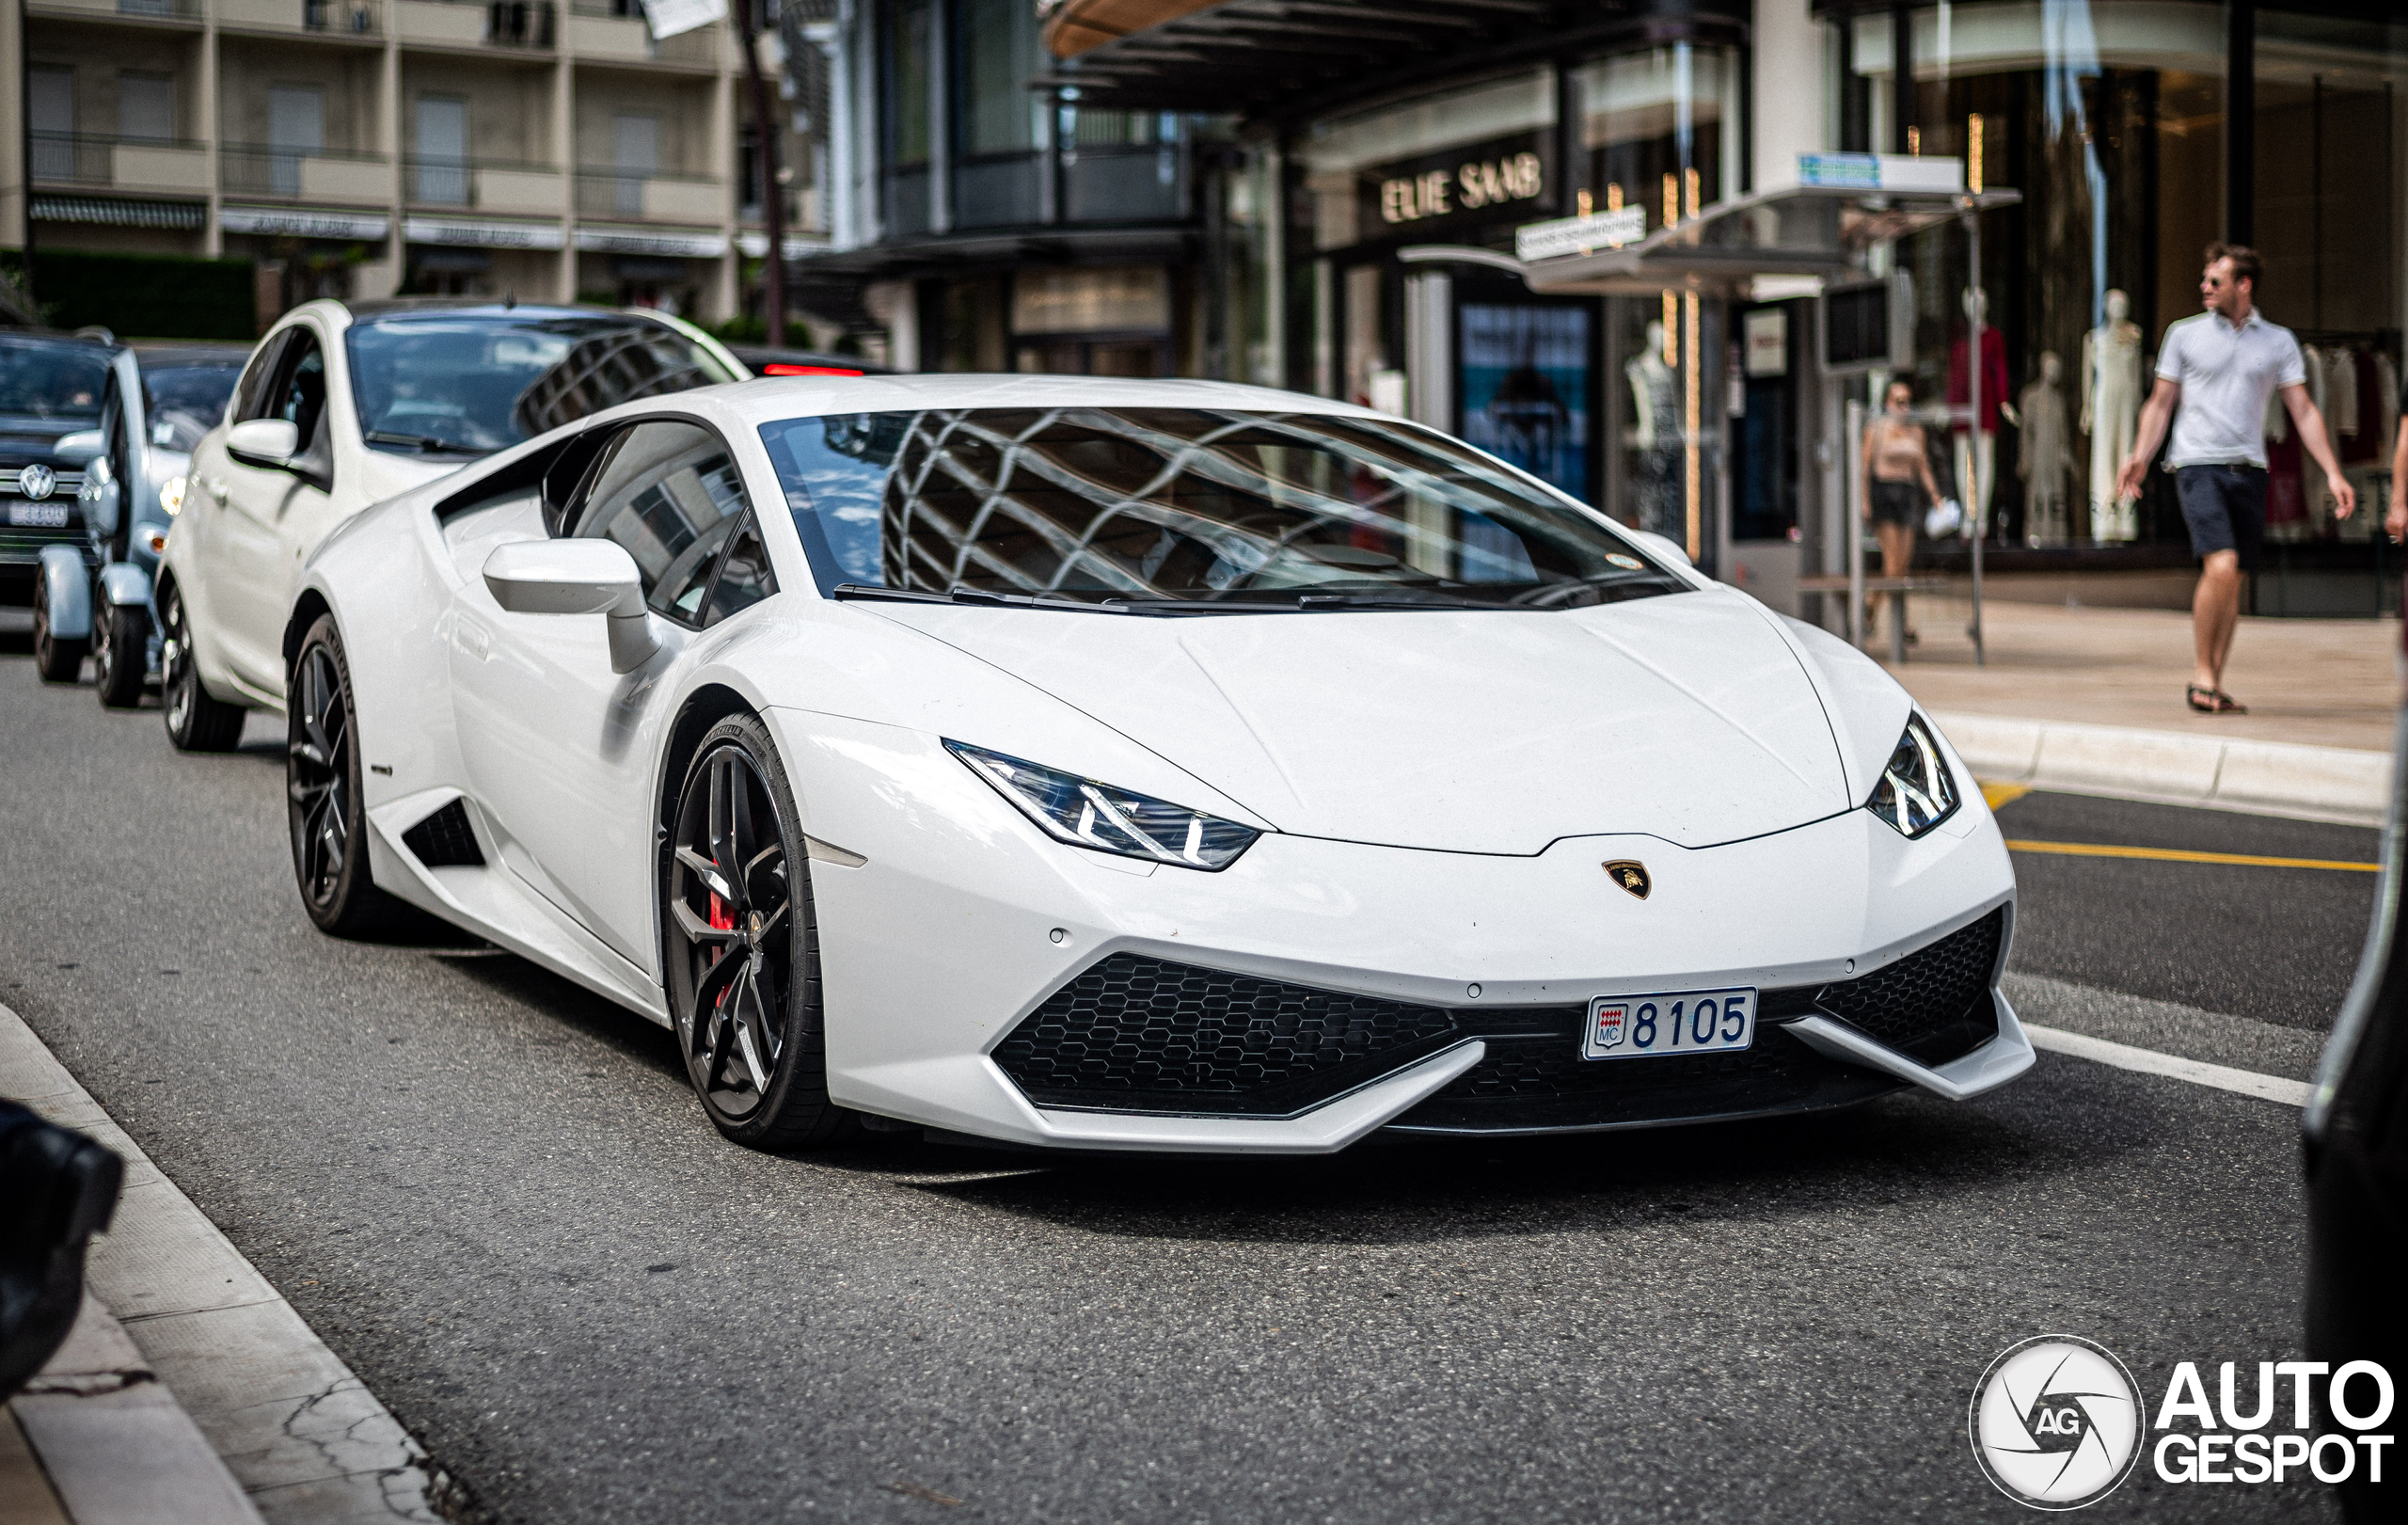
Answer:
[
  {"xmin": 283, "ymin": 373, "xmax": 2028, "ymax": 1155},
  {"xmin": 158, "ymin": 298, "xmax": 743, "ymax": 749}
]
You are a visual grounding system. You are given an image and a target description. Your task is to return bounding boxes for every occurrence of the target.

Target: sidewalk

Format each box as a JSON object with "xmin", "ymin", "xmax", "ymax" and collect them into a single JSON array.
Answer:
[
  {"xmin": 1865, "ymin": 596, "xmax": 2400, "ymax": 823},
  {"xmin": 0, "ymin": 1004, "xmax": 447, "ymax": 1525}
]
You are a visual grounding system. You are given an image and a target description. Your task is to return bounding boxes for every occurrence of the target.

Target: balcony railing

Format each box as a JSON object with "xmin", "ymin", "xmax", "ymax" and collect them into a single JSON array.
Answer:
[
  {"xmin": 220, "ymin": 143, "xmax": 390, "ymax": 201},
  {"xmin": 575, "ymin": 168, "xmax": 722, "ymax": 222},
  {"xmin": 564, "ymin": 0, "xmax": 716, "ymax": 64},
  {"xmin": 404, "ymin": 156, "xmax": 565, "ymax": 214},
  {"xmin": 29, "ymin": 133, "xmax": 210, "ymax": 193},
  {"xmin": 24, "ymin": 0, "xmax": 203, "ymax": 20},
  {"xmin": 485, "ymin": 0, "xmax": 554, "ymax": 45},
  {"xmin": 214, "ymin": 0, "xmax": 380, "ymax": 34}
]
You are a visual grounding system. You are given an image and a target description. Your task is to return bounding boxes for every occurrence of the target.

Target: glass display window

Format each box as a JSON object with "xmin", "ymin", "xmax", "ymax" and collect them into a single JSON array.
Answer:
[{"xmin": 1570, "ymin": 44, "xmax": 1744, "ymax": 240}]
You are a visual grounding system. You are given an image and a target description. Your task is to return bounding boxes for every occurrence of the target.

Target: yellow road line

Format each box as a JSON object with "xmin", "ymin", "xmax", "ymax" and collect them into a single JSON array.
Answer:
[
  {"xmin": 2004, "ymin": 839, "xmax": 2378, "ymax": 873},
  {"xmin": 1980, "ymin": 782, "xmax": 2033, "ymax": 811}
]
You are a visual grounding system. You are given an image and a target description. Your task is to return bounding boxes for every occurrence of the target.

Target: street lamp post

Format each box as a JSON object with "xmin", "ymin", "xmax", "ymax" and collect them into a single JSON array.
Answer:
[{"xmin": 737, "ymin": 0, "xmax": 785, "ymax": 346}]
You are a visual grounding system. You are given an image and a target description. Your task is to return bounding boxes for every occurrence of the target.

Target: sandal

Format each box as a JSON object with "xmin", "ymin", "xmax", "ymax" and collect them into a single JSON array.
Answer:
[{"xmin": 2187, "ymin": 685, "xmax": 2247, "ymax": 714}]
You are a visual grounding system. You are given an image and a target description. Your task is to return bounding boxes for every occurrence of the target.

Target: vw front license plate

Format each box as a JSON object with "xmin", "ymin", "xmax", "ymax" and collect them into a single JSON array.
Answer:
[
  {"xmin": 1583, "ymin": 988, "xmax": 1755, "ymax": 1060},
  {"xmin": 8, "ymin": 502, "xmax": 69, "ymax": 529}
]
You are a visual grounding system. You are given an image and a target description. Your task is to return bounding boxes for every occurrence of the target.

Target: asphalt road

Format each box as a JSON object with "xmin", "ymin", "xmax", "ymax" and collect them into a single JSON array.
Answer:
[{"xmin": 0, "ymin": 636, "xmax": 2372, "ymax": 1523}]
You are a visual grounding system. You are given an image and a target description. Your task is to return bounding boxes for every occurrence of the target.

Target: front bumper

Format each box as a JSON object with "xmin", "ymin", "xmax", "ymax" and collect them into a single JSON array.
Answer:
[{"xmin": 776, "ymin": 709, "xmax": 2027, "ymax": 1153}]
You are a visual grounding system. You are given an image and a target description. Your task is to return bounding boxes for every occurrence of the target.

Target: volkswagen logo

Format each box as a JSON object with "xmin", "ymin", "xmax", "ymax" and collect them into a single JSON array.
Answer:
[
  {"xmin": 1969, "ymin": 1336, "xmax": 2144, "ymax": 1510},
  {"xmin": 17, "ymin": 464, "xmax": 55, "ymax": 500},
  {"xmin": 1602, "ymin": 860, "xmax": 1650, "ymax": 899}
]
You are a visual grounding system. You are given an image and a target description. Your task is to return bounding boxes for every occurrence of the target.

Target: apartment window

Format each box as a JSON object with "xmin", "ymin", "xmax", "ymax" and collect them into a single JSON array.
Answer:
[
  {"xmin": 30, "ymin": 68, "xmax": 74, "ymax": 180},
  {"xmin": 891, "ymin": 0, "xmax": 931, "ymax": 167},
  {"xmin": 613, "ymin": 112, "xmax": 660, "ymax": 215},
  {"xmin": 960, "ymin": 0, "xmax": 1038, "ymax": 158},
  {"xmin": 269, "ymin": 85, "xmax": 325, "ymax": 197},
  {"xmin": 415, "ymin": 96, "xmax": 469, "ymax": 205},
  {"xmin": 118, "ymin": 72, "xmax": 175, "ymax": 143}
]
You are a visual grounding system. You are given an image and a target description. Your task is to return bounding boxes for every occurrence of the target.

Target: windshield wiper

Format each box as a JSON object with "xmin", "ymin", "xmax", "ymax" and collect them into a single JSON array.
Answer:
[
  {"xmin": 830, "ymin": 583, "xmax": 1164, "ymax": 614},
  {"xmin": 365, "ymin": 430, "xmax": 482, "ymax": 454},
  {"xmin": 1100, "ymin": 592, "xmax": 1497, "ymax": 613}
]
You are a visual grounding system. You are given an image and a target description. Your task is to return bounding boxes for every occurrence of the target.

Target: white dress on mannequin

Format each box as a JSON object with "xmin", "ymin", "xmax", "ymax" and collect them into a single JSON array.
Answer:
[{"xmin": 2083, "ymin": 290, "xmax": 2144, "ymax": 543}]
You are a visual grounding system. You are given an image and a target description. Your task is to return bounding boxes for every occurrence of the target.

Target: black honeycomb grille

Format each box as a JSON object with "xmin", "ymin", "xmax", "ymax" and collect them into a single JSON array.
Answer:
[
  {"xmin": 994, "ymin": 953, "xmax": 1464, "ymax": 1117},
  {"xmin": 1812, "ymin": 908, "xmax": 2003, "ymax": 1063},
  {"xmin": 401, "ymin": 799, "xmax": 484, "ymax": 868}
]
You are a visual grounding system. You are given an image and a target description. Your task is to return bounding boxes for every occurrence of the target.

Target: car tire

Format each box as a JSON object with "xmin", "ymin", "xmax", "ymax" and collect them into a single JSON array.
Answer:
[
  {"xmin": 160, "ymin": 584, "xmax": 246, "ymax": 752},
  {"xmin": 91, "ymin": 600, "xmax": 150, "ymax": 709},
  {"xmin": 661, "ymin": 714, "xmax": 853, "ymax": 1150},
  {"xmin": 286, "ymin": 616, "xmax": 400, "ymax": 937},
  {"xmin": 29, "ymin": 565, "xmax": 87, "ymax": 684}
]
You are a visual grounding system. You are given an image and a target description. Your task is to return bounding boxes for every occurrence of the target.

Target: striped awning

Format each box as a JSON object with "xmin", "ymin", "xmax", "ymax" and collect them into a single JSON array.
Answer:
[{"xmin": 30, "ymin": 195, "xmax": 206, "ymax": 231}]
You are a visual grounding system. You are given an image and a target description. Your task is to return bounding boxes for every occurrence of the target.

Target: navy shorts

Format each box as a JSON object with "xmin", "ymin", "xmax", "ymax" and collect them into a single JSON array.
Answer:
[{"xmin": 2175, "ymin": 465, "xmax": 2267, "ymax": 572}]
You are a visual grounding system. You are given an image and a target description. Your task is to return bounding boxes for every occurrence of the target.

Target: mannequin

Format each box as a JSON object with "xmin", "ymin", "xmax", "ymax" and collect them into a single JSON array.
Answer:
[
  {"xmin": 1625, "ymin": 320, "xmax": 1680, "ymax": 541},
  {"xmin": 2017, "ymin": 351, "xmax": 2075, "ymax": 545},
  {"xmin": 2082, "ymin": 289, "xmax": 2144, "ymax": 543},
  {"xmin": 1949, "ymin": 289, "xmax": 2010, "ymax": 539}
]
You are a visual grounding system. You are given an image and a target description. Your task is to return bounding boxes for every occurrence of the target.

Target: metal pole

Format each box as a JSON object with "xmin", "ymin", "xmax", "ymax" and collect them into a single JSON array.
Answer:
[
  {"xmin": 1846, "ymin": 396, "xmax": 1865, "ymax": 650},
  {"xmin": 739, "ymin": 0, "xmax": 785, "ymax": 347},
  {"xmin": 1964, "ymin": 209, "xmax": 1986, "ymax": 667}
]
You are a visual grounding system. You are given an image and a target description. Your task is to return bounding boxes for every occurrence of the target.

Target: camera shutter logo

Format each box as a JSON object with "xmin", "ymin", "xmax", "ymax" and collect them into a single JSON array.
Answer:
[{"xmin": 1970, "ymin": 1336, "xmax": 2144, "ymax": 1510}]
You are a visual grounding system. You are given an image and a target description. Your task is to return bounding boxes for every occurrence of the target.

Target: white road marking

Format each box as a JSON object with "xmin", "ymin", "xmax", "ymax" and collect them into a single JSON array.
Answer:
[{"xmin": 2022, "ymin": 1023, "xmax": 2312, "ymax": 1107}]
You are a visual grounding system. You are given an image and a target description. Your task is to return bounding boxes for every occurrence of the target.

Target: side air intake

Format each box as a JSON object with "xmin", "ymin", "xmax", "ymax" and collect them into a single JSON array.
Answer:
[{"xmin": 401, "ymin": 799, "xmax": 484, "ymax": 868}]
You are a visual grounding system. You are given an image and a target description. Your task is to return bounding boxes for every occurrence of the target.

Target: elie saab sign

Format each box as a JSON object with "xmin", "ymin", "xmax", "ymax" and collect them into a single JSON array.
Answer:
[{"xmin": 1366, "ymin": 132, "xmax": 1549, "ymax": 234}]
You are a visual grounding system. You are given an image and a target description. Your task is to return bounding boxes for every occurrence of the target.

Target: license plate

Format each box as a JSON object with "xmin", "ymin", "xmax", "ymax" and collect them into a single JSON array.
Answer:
[
  {"xmin": 1582, "ymin": 988, "xmax": 1756, "ymax": 1060},
  {"xmin": 8, "ymin": 502, "xmax": 69, "ymax": 529}
]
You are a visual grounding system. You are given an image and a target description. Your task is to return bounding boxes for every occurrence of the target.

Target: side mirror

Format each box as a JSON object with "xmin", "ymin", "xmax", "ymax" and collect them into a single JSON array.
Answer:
[
  {"xmin": 51, "ymin": 430, "xmax": 104, "ymax": 465},
  {"xmin": 482, "ymin": 539, "xmax": 660, "ymax": 674},
  {"xmin": 226, "ymin": 418, "xmax": 300, "ymax": 469}
]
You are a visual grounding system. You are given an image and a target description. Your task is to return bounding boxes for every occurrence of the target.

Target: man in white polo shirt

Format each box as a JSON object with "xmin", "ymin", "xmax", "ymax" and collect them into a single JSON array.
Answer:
[{"xmin": 2118, "ymin": 243, "xmax": 2353, "ymax": 714}]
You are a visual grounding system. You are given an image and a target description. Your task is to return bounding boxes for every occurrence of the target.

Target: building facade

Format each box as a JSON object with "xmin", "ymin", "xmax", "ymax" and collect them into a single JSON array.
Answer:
[
  {"xmin": 1, "ymin": 0, "xmax": 828, "ymax": 322},
  {"xmin": 798, "ymin": 0, "xmax": 2403, "ymax": 613},
  {"xmin": 790, "ymin": 0, "xmax": 1212, "ymax": 373}
]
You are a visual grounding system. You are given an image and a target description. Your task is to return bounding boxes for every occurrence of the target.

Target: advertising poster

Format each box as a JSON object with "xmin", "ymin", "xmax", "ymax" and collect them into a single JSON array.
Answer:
[{"xmin": 1458, "ymin": 302, "xmax": 1591, "ymax": 502}]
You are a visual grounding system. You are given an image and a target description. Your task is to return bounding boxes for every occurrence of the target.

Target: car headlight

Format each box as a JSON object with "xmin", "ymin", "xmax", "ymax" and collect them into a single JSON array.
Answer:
[
  {"xmin": 945, "ymin": 740, "xmax": 1260, "ymax": 870},
  {"xmin": 158, "ymin": 475, "xmax": 186, "ymax": 516},
  {"xmin": 1865, "ymin": 713, "xmax": 1960, "ymax": 838}
]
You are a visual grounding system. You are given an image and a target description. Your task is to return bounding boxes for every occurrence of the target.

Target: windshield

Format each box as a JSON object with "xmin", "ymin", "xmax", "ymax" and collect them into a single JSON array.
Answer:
[
  {"xmin": 142, "ymin": 363, "xmax": 245, "ymax": 452},
  {"xmin": 757, "ymin": 406, "xmax": 1687, "ymax": 611},
  {"xmin": 346, "ymin": 311, "xmax": 738, "ymax": 458},
  {"xmin": 0, "ymin": 340, "xmax": 108, "ymax": 425}
]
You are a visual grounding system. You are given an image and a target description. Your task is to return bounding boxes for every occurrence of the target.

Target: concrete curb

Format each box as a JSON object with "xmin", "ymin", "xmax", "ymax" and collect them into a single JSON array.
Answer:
[
  {"xmin": 0, "ymin": 1003, "xmax": 449, "ymax": 1525},
  {"xmin": 11, "ymin": 1296, "xmax": 262, "ymax": 1525},
  {"xmin": 1930, "ymin": 708, "xmax": 2395, "ymax": 827}
]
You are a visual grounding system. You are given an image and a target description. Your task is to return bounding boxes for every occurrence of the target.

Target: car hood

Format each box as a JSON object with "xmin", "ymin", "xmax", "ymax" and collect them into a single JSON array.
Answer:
[{"xmin": 863, "ymin": 590, "xmax": 1854, "ymax": 854}]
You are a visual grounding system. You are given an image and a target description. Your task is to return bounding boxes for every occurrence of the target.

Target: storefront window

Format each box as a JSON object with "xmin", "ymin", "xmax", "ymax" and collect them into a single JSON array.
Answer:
[
  {"xmin": 1848, "ymin": 1, "xmax": 2233, "ymax": 548},
  {"xmin": 2254, "ymin": 9, "xmax": 2404, "ymax": 554},
  {"xmin": 1571, "ymin": 45, "xmax": 1744, "ymax": 239}
]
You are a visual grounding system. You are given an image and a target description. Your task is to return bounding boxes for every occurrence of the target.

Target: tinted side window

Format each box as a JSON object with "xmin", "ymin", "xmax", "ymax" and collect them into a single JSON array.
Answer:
[
  {"xmin": 572, "ymin": 421, "xmax": 750, "ymax": 624},
  {"xmin": 231, "ymin": 333, "xmax": 293, "ymax": 422},
  {"xmin": 700, "ymin": 515, "xmax": 777, "ymax": 627}
]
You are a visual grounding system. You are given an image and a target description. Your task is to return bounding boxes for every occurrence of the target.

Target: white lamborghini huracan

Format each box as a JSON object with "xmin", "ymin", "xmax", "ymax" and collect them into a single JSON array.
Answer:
[{"xmin": 283, "ymin": 374, "xmax": 2029, "ymax": 1152}]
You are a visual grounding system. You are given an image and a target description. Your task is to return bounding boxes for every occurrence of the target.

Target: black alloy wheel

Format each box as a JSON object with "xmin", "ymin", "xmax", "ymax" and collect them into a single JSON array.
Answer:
[
  {"xmin": 91, "ymin": 599, "xmax": 150, "ymax": 709},
  {"xmin": 161, "ymin": 583, "xmax": 245, "ymax": 751},
  {"xmin": 662, "ymin": 715, "xmax": 848, "ymax": 1149},
  {"xmin": 286, "ymin": 616, "xmax": 396, "ymax": 936},
  {"xmin": 29, "ymin": 565, "xmax": 87, "ymax": 684}
]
